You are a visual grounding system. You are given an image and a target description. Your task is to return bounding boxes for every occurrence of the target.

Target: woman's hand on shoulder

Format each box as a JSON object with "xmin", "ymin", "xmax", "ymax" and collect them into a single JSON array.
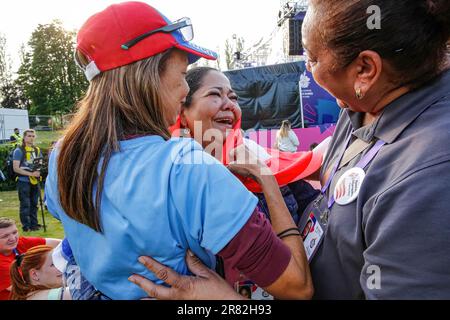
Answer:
[{"xmin": 129, "ymin": 251, "xmax": 244, "ymax": 300}]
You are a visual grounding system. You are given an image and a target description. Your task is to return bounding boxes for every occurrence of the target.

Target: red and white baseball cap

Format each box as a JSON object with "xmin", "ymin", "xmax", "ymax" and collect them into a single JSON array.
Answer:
[{"xmin": 76, "ymin": 1, "xmax": 217, "ymax": 81}]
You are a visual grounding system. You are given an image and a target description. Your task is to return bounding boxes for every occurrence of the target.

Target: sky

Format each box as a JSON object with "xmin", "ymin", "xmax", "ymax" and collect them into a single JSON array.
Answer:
[{"xmin": 0, "ymin": 0, "xmax": 281, "ymax": 71}]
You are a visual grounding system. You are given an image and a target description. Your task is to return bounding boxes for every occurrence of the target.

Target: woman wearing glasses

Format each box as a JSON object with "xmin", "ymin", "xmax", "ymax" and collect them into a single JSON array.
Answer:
[{"xmin": 44, "ymin": 2, "xmax": 312, "ymax": 300}]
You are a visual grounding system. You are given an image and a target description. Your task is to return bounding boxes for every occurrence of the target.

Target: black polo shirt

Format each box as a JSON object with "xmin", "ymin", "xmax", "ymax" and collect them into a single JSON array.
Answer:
[{"xmin": 310, "ymin": 70, "xmax": 450, "ymax": 299}]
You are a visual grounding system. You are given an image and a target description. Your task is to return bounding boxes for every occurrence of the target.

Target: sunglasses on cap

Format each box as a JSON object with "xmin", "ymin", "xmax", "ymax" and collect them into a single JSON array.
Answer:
[{"xmin": 121, "ymin": 17, "xmax": 193, "ymax": 50}]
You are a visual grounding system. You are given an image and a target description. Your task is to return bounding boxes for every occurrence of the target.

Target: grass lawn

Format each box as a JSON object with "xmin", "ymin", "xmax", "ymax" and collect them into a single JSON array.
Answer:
[
  {"xmin": 34, "ymin": 130, "xmax": 64, "ymax": 150},
  {"xmin": 0, "ymin": 190, "xmax": 64, "ymax": 239}
]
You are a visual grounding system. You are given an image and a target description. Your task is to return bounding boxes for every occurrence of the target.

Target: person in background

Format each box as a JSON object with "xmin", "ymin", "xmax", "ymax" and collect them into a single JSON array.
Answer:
[
  {"xmin": 9, "ymin": 128, "xmax": 22, "ymax": 147},
  {"xmin": 9, "ymin": 245, "xmax": 71, "ymax": 300},
  {"xmin": 12, "ymin": 129, "xmax": 43, "ymax": 232},
  {"xmin": 0, "ymin": 218, "xmax": 60, "ymax": 300},
  {"xmin": 275, "ymin": 120, "xmax": 299, "ymax": 152}
]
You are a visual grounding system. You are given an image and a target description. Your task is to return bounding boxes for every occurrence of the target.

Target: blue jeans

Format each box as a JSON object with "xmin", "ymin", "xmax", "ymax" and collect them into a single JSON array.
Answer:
[
  {"xmin": 64, "ymin": 256, "xmax": 111, "ymax": 300},
  {"xmin": 17, "ymin": 181, "xmax": 39, "ymax": 229}
]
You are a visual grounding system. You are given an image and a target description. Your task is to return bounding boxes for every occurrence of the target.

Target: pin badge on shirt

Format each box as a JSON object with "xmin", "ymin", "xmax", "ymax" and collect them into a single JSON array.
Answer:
[{"xmin": 333, "ymin": 167, "xmax": 366, "ymax": 206}]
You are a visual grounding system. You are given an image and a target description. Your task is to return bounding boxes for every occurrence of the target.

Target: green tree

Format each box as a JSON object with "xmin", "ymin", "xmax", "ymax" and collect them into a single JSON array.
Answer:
[
  {"xmin": 0, "ymin": 34, "xmax": 12, "ymax": 100},
  {"xmin": 224, "ymin": 39, "xmax": 234, "ymax": 70},
  {"xmin": 224, "ymin": 35, "xmax": 245, "ymax": 70},
  {"xmin": 0, "ymin": 34, "xmax": 27, "ymax": 109},
  {"xmin": 0, "ymin": 35, "xmax": 11, "ymax": 83},
  {"xmin": 17, "ymin": 20, "xmax": 88, "ymax": 115},
  {"xmin": 0, "ymin": 81, "xmax": 30, "ymax": 109}
]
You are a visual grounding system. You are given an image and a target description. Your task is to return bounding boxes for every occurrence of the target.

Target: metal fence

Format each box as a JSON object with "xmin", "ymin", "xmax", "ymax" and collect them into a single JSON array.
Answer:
[
  {"xmin": 28, "ymin": 114, "xmax": 74, "ymax": 131},
  {"xmin": 0, "ymin": 113, "xmax": 74, "ymax": 144}
]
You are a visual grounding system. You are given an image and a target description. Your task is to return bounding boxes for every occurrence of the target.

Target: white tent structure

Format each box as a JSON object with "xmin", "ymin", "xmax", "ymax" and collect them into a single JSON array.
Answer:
[{"xmin": 0, "ymin": 108, "xmax": 30, "ymax": 143}]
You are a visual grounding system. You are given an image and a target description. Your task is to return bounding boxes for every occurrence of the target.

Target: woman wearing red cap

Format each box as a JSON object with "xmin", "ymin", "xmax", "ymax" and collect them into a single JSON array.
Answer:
[{"xmin": 44, "ymin": 1, "xmax": 312, "ymax": 300}]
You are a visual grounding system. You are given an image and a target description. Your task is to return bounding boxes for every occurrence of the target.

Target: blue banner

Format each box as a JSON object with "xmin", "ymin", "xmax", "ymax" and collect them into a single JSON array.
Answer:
[{"xmin": 299, "ymin": 65, "xmax": 340, "ymax": 126}]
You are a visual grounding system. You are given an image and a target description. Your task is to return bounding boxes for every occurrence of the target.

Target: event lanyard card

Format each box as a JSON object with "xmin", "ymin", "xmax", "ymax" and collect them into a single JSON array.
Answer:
[
  {"xmin": 298, "ymin": 193, "xmax": 328, "ymax": 262},
  {"xmin": 300, "ymin": 211, "xmax": 325, "ymax": 261}
]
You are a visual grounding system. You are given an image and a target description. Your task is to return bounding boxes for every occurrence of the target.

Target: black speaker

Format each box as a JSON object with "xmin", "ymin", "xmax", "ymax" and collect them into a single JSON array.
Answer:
[{"xmin": 288, "ymin": 18, "xmax": 303, "ymax": 56}]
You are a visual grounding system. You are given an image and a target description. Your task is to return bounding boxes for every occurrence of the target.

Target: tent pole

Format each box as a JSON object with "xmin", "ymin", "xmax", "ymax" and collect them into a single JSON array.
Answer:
[{"xmin": 299, "ymin": 73, "xmax": 305, "ymax": 128}]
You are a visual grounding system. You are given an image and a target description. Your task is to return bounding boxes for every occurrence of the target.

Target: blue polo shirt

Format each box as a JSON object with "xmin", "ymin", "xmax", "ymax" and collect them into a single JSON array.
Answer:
[{"xmin": 45, "ymin": 136, "xmax": 258, "ymax": 300}]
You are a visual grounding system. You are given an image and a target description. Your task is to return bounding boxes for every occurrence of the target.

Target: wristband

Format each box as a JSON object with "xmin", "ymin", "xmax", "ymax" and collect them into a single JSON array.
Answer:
[
  {"xmin": 277, "ymin": 227, "xmax": 300, "ymax": 238},
  {"xmin": 279, "ymin": 232, "xmax": 301, "ymax": 240}
]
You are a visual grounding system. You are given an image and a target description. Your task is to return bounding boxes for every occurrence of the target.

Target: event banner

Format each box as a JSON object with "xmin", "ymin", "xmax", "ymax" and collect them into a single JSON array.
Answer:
[
  {"xmin": 225, "ymin": 62, "xmax": 340, "ymax": 130},
  {"xmin": 299, "ymin": 69, "xmax": 341, "ymax": 126}
]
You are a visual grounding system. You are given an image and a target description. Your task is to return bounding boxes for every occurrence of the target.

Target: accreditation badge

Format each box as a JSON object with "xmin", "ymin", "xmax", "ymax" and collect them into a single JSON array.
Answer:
[
  {"xmin": 301, "ymin": 212, "xmax": 324, "ymax": 261},
  {"xmin": 298, "ymin": 193, "xmax": 328, "ymax": 262},
  {"xmin": 333, "ymin": 167, "xmax": 366, "ymax": 206}
]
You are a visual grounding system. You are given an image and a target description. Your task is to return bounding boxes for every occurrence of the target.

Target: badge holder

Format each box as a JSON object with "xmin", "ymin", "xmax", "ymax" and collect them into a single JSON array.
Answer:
[
  {"xmin": 297, "ymin": 136, "xmax": 386, "ymax": 262},
  {"xmin": 299, "ymin": 197, "xmax": 326, "ymax": 261}
]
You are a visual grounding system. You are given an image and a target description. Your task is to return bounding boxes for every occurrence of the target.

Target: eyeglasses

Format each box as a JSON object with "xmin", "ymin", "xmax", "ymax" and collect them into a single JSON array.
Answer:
[{"xmin": 121, "ymin": 17, "xmax": 193, "ymax": 50}]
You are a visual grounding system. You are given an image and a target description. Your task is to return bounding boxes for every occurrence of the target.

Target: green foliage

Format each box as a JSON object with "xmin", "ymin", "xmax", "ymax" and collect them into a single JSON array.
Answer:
[
  {"xmin": 0, "ymin": 81, "xmax": 30, "ymax": 109},
  {"xmin": 225, "ymin": 39, "xmax": 234, "ymax": 70},
  {"xmin": 224, "ymin": 35, "xmax": 245, "ymax": 70},
  {"xmin": 0, "ymin": 144, "xmax": 15, "ymax": 191},
  {"xmin": 0, "ymin": 34, "xmax": 12, "ymax": 89},
  {"xmin": 16, "ymin": 20, "xmax": 88, "ymax": 115},
  {"xmin": 0, "ymin": 34, "xmax": 29, "ymax": 109}
]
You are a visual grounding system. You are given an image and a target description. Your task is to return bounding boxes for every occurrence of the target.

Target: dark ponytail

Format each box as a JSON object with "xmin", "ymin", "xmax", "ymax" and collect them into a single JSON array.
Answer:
[{"xmin": 9, "ymin": 246, "xmax": 53, "ymax": 300}]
